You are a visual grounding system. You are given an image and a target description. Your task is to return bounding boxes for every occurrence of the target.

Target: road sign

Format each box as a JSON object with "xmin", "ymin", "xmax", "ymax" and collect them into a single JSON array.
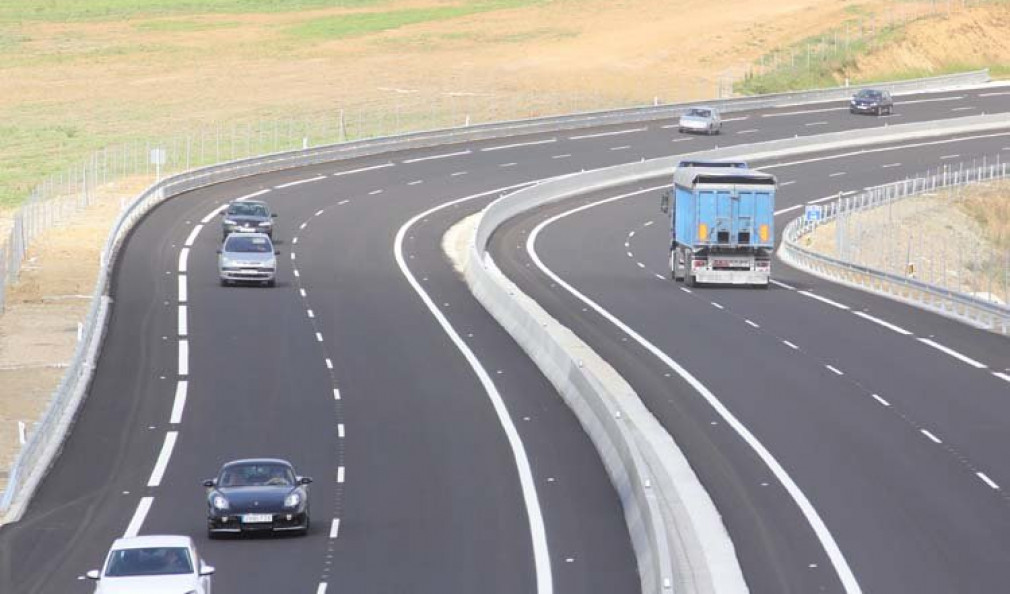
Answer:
[{"xmin": 804, "ymin": 205, "xmax": 822, "ymax": 222}]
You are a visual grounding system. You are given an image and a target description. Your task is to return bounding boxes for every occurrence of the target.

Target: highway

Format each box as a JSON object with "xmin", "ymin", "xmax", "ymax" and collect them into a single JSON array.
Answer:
[{"xmin": 0, "ymin": 85, "xmax": 1007, "ymax": 594}]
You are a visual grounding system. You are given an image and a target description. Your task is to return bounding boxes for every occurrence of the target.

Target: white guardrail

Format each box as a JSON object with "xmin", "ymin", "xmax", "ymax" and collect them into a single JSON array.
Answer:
[
  {"xmin": 0, "ymin": 72, "xmax": 1001, "ymax": 589},
  {"xmin": 779, "ymin": 159, "xmax": 1010, "ymax": 335}
]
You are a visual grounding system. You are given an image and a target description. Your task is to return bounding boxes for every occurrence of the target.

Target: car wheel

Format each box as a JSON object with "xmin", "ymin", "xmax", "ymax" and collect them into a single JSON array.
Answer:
[
  {"xmin": 876, "ymin": 106, "xmax": 882, "ymax": 116},
  {"xmin": 685, "ymin": 273, "xmax": 697, "ymax": 288},
  {"xmin": 266, "ymin": 279, "xmax": 276, "ymax": 288},
  {"xmin": 220, "ymin": 279, "xmax": 228, "ymax": 287}
]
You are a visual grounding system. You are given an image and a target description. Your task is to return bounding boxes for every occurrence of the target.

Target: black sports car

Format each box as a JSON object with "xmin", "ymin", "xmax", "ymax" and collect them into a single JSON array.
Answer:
[
  {"xmin": 204, "ymin": 458, "xmax": 312, "ymax": 537},
  {"xmin": 849, "ymin": 89, "xmax": 894, "ymax": 115}
]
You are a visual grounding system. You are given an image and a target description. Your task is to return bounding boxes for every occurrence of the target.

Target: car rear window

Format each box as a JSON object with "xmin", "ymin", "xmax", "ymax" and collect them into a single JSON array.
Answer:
[
  {"xmin": 686, "ymin": 108, "xmax": 712, "ymax": 117},
  {"xmin": 224, "ymin": 236, "xmax": 272, "ymax": 253},
  {"xmin": 227, "ymin": 203, "xmax": 268, "ymax": 217},
  {"xmin": 105, "ymin": 547, "xmax": 193, "ymax": 577}
]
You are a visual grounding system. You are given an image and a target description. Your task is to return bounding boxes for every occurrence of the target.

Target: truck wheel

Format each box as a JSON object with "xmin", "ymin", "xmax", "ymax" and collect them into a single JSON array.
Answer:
[{"xmin": 686, "ymin": 274, "xmax": 696, "ymax": 288}]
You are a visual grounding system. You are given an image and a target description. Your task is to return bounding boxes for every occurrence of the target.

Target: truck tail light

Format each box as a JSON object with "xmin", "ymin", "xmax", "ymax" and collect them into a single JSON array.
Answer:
[
  {"xmin": 692, "ymin": 259, "xmax": 706, "ymax": 269},
  {"xmin": 698, "ymin": 223, "xmax": 708, "ymax": 241},
  {"xmin": 758, "ymin": 224, "xmax": 769, "ymax": 242}
]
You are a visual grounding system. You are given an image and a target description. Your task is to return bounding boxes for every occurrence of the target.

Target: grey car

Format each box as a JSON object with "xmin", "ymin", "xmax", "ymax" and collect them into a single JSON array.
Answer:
[
  {"xmin": 221, "ymin": 200, "xmax": 276, "ymax": 239},
  {"xmin": 678, "ymin": 106, "xmax": 721, "ymax": 135},
  {"xmin": 218, "ymin": 233, "xmax": 278, "ymax": 287}
]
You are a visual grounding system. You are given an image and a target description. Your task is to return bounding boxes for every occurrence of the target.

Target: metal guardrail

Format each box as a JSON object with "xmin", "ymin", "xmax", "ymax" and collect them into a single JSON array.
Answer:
[
  {"xmin": 0, "ymin": 71, "xmax": 998, "ymax": 523},
  {"xmin": 779, "ymin": 158, "xmax": 1010, "ymax": 335}
]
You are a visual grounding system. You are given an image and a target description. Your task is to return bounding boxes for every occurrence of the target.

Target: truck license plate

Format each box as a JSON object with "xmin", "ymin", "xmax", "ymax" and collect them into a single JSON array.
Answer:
[{"xmin": 713, "ymin": 259, "xmax": 749, "ymax": 268}]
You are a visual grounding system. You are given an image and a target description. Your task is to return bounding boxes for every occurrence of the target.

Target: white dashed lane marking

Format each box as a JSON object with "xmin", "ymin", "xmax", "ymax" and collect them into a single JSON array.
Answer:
[
  {"xmin": 338, "ymin": 199, "xmax": 350, "ymax": 205},
  {"xmin": 337, "ymin": 467, "xmax": 345, "ymax": 484},
  {"xmin": 274, "ymin": 175, "xmax": 326, "ymax": 189},
  {"xmin": 917, "ymin": 338, "xmax": 987, "ymax": 369},
  {"xmin": 178, "ymin": 306, "xmax": 188, "ymax": 337},
  {"xmin": 178, "ymin": 248, "xmax": 189, "ymax": 273},
  {"xmin": 798, "ymin": 290, "xmax": 850, "ymax": 310},
  {"xmin": 994, "ymin": 372, "xmax": 1010, "ymax": 383},
  {"xmin": 300, "ymin": 222, "xmax": 308, "ymax": 230},
  {"xmin": 402, "ymin": 150, "xmax": 471, "ymax": 164},
  {"xmin": 780, "ymin": 180, "xmax": 796, "ymax": 186},
  {"xmin": 332, "ymin": 163, "xmax": 393, "ymax": 177},
  {"xmin": 333, "ymin": 389, "xmax": 341, "ymax": 400},
  {"xmin": 329, "ymin": 519, "xmax": 340, "ymax": 539},
  {"xmin": 307, "ymin": 310, "xmax": 315, "ymax": 319},
  {"xmin": 871, "ymin": 394, "xmax": 891, "ymax": 407},
  {"xmin": 147, "ymin": 432, "xmax": 178, "ymax": 488},
  {"xmin": 315, "ymin": 332, "xmax": 324, "ymax": 342},
  {"xmin": 782, "ymin": 340, "xmax": 799, "ymax": 350},
  {"xmin": 736, "ymin": 129, "xmax": 760, "ymax": 135},
  {"xmin": 124, "ymin": 497, "xmax": 154, "ymax": 538},
  {"xmin": 825, "ymin": 365, "xmax": 844, "ymax": 376},
  {"xmin": 317, "ymin": 583, "xmax": 328, "ymax": 594},
  {"xmin": 338, "ymin": 424, "xmax": 345, "ymax": 438},
  {"xmin": 369, "ymin": 190, "xmax": 383, "ymax": 195},
  {"xmin": 745, "ymin": 320, "xmax": 760, "ymax": 328},
  {"xmin": 769, "ymin": 279, "xmax": 796, "ymax": 290},
  {"xmin": 610, "ymin": 145, "xmax": 631, "ymax": 151},
  {"xmin": 882, "ymin": 163, "xmax": 902, "ymax": 168},
  {"xmin": 941, "ymin": 154, "xmax": 961, "ymax": 160},
  {"xmin": 170, "ymin": 381, "xmax": 188, "ymax": 425},
  {"xmin": 552, "ymin": 154, "xmax": 571, "ymax": 160},
  {"xmin": 300, "ymin": 288, "xmax": 307, "ymax": 297},
  {"xmin": 481, "ymin": 138, "xmax": 557, "ymax": 152},
  {"xmin": 977, "ymin": 472, "xmax": 1000, "ymax": 490},
  {"xmin": 325, "ymin": 358, "xmax": 333, "ymax": 369},
  {"xmin": 569, "ymin": 127, "xmax": 647, "ymax": 140},
  {"xmin": 853, "ymin": 311, "xmax": 912, "ymax": 335},
  {"xmin": 178, "ymin": 276, "xmax": 188, "ymax": 303},
  {"xmin": 408, "ymin": 180, "xmax": 424, "ymax": 185},
  {"xmin": 711, "ymin": 302, "xmax": 724, "ymax": 310},
  {"xmin": 499, "ymin": 163, "xmax": 517, "ymax": 168},
  {"xmin": 829, "ymin": 172, "xmax": 847, "ymax": 177},
  {"xmin": 451, "ymin": 171, "xmax": 468, "ymax": 177},
  {"xmin": 315, "ymin": 209, "xmax": 325, "ymax": 217},
  {"xmin": 178, "ymin": 340, "xmax": 189, "ymax": 376},
  {"xmin": 920, "ymin": 429, "xmax": 943, "ymax": 444}
]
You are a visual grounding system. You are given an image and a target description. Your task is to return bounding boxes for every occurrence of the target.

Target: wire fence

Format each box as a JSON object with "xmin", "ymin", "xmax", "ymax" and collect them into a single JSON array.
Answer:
[{"xmin": 782, "ymin": 153, "xmax": 1010, "ymax": 333}]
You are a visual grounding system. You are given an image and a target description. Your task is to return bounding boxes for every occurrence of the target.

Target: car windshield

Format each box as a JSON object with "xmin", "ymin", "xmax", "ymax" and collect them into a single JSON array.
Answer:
[
  {"xmin": 105, "ymin": 547, "xmax": 193, "ymax": 577},
  {"xmin": 686, "ymin": 108, "xmax": 711, "ymax": 117},
  {"xmin": 219, "ymin": 463, "xmax": 295, "ymax": 487},
  {"xmin": 224, "ymin": 236, "xmax": 272, "ymax": 253},
  {"xmin": 856, "ymin": 90, "xmax": 882, "ymax": 99},
  {"xmin": 227, "ymin": 203, "xmax": 268, "ymax": 217}
]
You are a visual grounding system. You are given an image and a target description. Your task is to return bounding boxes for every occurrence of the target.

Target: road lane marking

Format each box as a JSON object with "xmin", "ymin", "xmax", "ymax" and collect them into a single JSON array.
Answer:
[
  {"xmin": 529, "ymin": 185, "xmax": 858, "ymax": 593},
  {"xmin": 636, "ymin": 262, "xmax": 645, "ymax": 268},
  {"xmin": 315, "ymin": 209, "xmax": 325, "ymax": 217},
  {"xmin": 338, "ymin": 424, "xmax": 345, "ymax": 438},
  {"xmin": 184, "ymin": 225, "xmax": 203, "ymax": 247},
  {"xmin": 408, "ymin": 180, "xmax": 424, "ymax": 185},
  {"xmin": 333, "ymin": 389, "xmax": 341, "ymax": 400},
  {"xmin": 147, "ymin": 431, "xmax": 178, "ymax": 488},
  {"xmin": 300, "ymin": 222, "xmax": 308, "ymax": 230},
  {"xmin": 805, "ymin": 121, "xmax": 828, "ymax": 126},
  {"xmin": 569, "ymin": 127, "xmax": 647, "ymax": 140},
  {"xmin": 882, "ymin": 163, "xmax": 902, "ymax": 168},
  {"xmin": 178, "ymin": 340, "xmax": 189, "ymax": 376},
  {"xmin": 780, "ymin": 180, "xmax": 796, "ymax": 186},
  {"xmin": 124, "ymin": 497, "xmax": 154, "ymax": 538},
  {"xmin": 274, "ymin": 175, "xmax": 326, "ymax": 189},
  {"xmin": 200, "ymin": 205, "xmax": 227, "ymax": 224},
  {"xmin": 643, "ymin": 221, "xmax": 653, "ymax": 227},
  {"xmin": 671, "ymin": 137, "xmax": 693, "ymax": 142},
  {"xmin": 799, "ymin": 291, "xmax": 850, "ymax": 310},
  {"xmin": 178, "ymin": 248, "xmax": 189, "ymax": 273},
  {"xmin": 920, "ymin": 429, "xmax": 942, "ymax": 444},
  {"xmin": 235, "ymin": 189, "xmax": 270, "ymax": 202},
  {"xmin": 610, "ymin": 145, "xmax": 631, "ymax": 151},
  {"xmin": 307, "ymin": 310, "xmax": 315, "ymax": 319},
  {"xmin": 711, "ymin": 302, "xmax": 724, "ymax": 310},
  {"xmin": 721, "ymin": 116, "xmax": 750, "ymax": 123},
  {"xmin": 317, "ymin": 584, "xmax": 328, "ymax": 594},
  {"xmin": 994, "ymin": 372, "xmax": 1010, "ymax": 383},
  {"xmin": 774, "ymin": 204, "xmax": 803, "ymax": 216},
  {"xmin": 917, "ymin": 338, "xmax": 987, "ymax": 369},
  {"xmin": 178, "ymin": 306, "xmax": 188, "ymax": 337},
  {"xmin": 628, "ymin": 231, "xmax": 636, "ymax": 238},
  {"xmin": 178, "ymin": 276, "xmax": 187, "ymax": 303},
  {"xmin": 783, "ymin": 340, "xmax": 799, "ymax": 350},
  {"xmin": 291, "ymin": 253, "xmax": 297, "ymax": 261},
  {"xmin": 978, "ymin": 472, "xmax": 1000, "ymax": 490},
  {"xmin": 325, "ymin": 358, "xmax": 333, "ymax": 369},
  {"xmin": 170, "ymin": 381, "xmax": 187, "ymax": 425},
  {"xmin": 828, "ymin": 172, "xmax": 847, "ymax": 177},
  {"xmin": 654, "ymin": 274, "xmax": 665, "ymax": 280},
  {"xmin": 369, "ymin": 189, "xmax": 383, "ymax": 195},
  {"xmin": 901, "ymin": 96, "xmax": 964, "ymax": 105},
  {"xmin": 940, "ymin": 154, "xmax": 960, "ymax": 160},
  {"xmin": 300, "ymin": 288, "xmax": 307, "ymax": 297},
  {"xmin": 315, "ymin": 332, "xmax": 324, "ymax": 342},
  {"xmin": 329, "ymin": 519, "xmax": 340, "ymax": 539},
  {"xmin": 403, "ymin": 150, "xmax": 470, "ymax": 163},
  {"xmin": 293, "ymin": 237, "xmax": 299, "ymax": 245},
  {"xmin": 762, "ymin": 106, "xmax": 847, "ymax": 118},
  {"xmin": 337, "ymin": 467, "xmax": 345, "ymax": 484},
  {"xmin": 826, "ymin": 365, "xmax": 844, "ymax": 376},
  {"xmin": 745, "ymin": 320, "xmax": 760, "ymax": 328},
  {"xmin": 736, "ymin": 129, "xmax": 760, "ymax": 135},
  {"xmin": 552, "ymin": 154, "xmax": 571, "ymax": 159},
  {"xmin": 680, "ymin": 287, "xmax": 692, "ymax": 293},
  {"xmin": 499, "ymin": 163, "xmax": 517, "ymax": 168},
  {"xmin": 951, "ymin": 106, "xmax": 976, "ymax": 112},
  {"xmin": 626, "ymin": 252, "xmax": 633, "ymax": 258},
  {"xmin": 853, "ymin": 311, "xmax": 912, "ymax": 335},
  {"xmin": 979, "ymin": 91, "xmax": 1010, "ymax": 97},
  {"xmin": 871, "ymin": 393, "xmax": 891, "ymax": 407},
  {"xmin": 332, "ymin": 163, "xmax": 394, "ymax": 177},
  {"xmin": 451, "ymin": 171, "xmax": 468, "ymax": 176},
  {"xmin": 338, "ymin": 199, "xmax": 350, "ymax": 205},
  {"xmin": 769, "ymin": 279, "xmax": 796, "ymax": 290},
  {"xmin": 482, "ymin": 138, "xmax": 557, "ymax": 152}
]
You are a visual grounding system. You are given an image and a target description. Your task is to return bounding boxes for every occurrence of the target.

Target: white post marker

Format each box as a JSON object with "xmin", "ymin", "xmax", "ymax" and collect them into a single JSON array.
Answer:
[
  {"xmin": 150, "ymin": 148, "xmax": 166, "ymax": 182},
  {"xmin": 17, "ymin": 421, "xmax": 27, "ymax": 445}
]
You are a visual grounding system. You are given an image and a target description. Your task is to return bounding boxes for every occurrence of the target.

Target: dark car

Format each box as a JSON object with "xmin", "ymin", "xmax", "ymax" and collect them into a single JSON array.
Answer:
[
  {"xmin": 204, "ymin": 459, "xmax": 312, "ymax": 537},
  {"xmin": 849, "ymin": 89, "xmax": 893, "ymax": 115},
  {"xmin": 221, "ymin": 200, "xmax": 276, "ymax": 239}
]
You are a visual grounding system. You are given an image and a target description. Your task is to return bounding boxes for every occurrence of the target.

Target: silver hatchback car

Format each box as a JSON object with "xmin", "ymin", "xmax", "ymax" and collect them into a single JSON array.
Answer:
[
  {"xmin": 678, "ymin": 106, "xmax": 721, "ymax": 135},
  {"xmin": 218, "ymin": 233, "xmax": 278, "ymax": 287}
]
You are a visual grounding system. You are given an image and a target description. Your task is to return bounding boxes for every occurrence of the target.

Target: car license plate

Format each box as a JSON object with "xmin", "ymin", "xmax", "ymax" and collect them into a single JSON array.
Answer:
[
  {"xmin": 714, "ymin": 259, "xmax": 749, "ymax": 268},
  {"xmin": 242, "ymin": 513, "xmax": 273, "ymax": 523}
]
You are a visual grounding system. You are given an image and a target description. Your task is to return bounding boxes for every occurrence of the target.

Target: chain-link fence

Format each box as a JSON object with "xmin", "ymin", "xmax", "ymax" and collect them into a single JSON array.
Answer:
[{"xmin": 781, "ymin": 153, "xmax": 1010, "ymax": 333}]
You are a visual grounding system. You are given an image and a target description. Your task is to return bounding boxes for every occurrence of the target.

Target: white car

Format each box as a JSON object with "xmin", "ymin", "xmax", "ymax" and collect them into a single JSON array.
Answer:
[
  {"xmin": 678, "ymin": 106, "xmax": 721, "ymax": 135},
  {"xmin": 86, "ymin": 535, "xmax": 215, "ymax": 594}
]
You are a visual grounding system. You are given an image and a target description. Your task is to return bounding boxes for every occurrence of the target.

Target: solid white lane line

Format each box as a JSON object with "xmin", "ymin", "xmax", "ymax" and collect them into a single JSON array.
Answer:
[
  {"xmin": 338, "ymin": 199, "xmax": 350, "ymax": 205},
  {"xmin": 711, "ymin": 302, "xmax": 724, "ymax": 310},
  {"xmin": 178, "ymin": 306, "xmax": 188, "ymax": 337},
  {"xmin": 147, "ymin": 431, "xmax": 178, "ymax": 488},
  {"xmin": 329, "ymin": 519, "xmax": 340, "ymax": 539},
  {"xmin": 882, "ymin": 163, "xmax": 902, "ymax": 168},
  {"xmin": 178, "ymin": 340, "xmax": 189, "ymax": 376},
  {"xmin": 499, "ymin": 163, "xmax": 517, "ymax": 168},
  {"xmin": 307, "ymin": 310, "xmax": 315, "ymax": 319},
  {"xmin": 853, "ymin": 311, "xmax": 912, "ymax": 335},
  {"xmin": 529, "ymin": 186, "xmax": 859, "ymax": 594},
  {"xmin": 338, "ymin": 424, "xmax": 345, "ymax": 438},
  {"xmin": 332, "ymin": 163, "xmax": 394, "ymax": 177},
  {"xmin": 403, "ymin": 150, "xmax": 471, "ymax": 164},
  {"xmin": 333, "ymin": 389, "xmax": 341, "ymax": 400},
  {"xmin": 275, "ymin": 175, "xmax": 326, "ymax": 189},
  {"xmin": 482, "ymin": 138, "xmax": 557, "ymax": 152},
  {"xmin": 745, "ymin": 320, "xmax": 760, "ymax": 328},
  {"xmin": 774, "ymin": 204, "xmax": 804, "ymax": 216},
  {"xmin": 829, "ymin": 172, "xmax": 847, "ymax": 177},
  {"xmin": 920, "ymin": 429, "xmax": 942, "ymax": 444},
  {"xmin": 300, "ymin": 222, "xmax": 308, "ymax": 230},
  {"xmin": 315, "ymin": 332, "xmax": 323, "ymax": 342},
  {"xmin": 170, "ymin": 381, "xmax": 188, "ymax": 425},
  {"xmin": 783, "ymin": 340, "xmax": 799, "ymax": 350},
  {"xmin": 300, "ymin": 288, "xmax": 307, "ymax": 297},
  {"xmin": 552, "ymin": 154, "xmax": 572, "ymax": 159},
  {"xmin": 451, "ymin": 171, "xmax": 468, "ymax": 176},
  {"xmin": 236, "ymin": 189, "xmax": 271, "ymax": 202},
  {"xmin": 610, "ymin": 145, "xmax": 631, "ymax": 151},
  {"xmin": 200, "ymin": 205, "xmax": 227, "ymax": 224},
  {"xmin": 396, "ymin": 183, "xmax": 554, "ymax": 594},
  {"xmin": 826, "ymin": 365, "xmax": 844, "ymax": 376},
  {"xmin": 769, "ymin": 279, "xmax": 796, "ymax": 290},
  {"xmin": 124, "ymin": 497, "xmax": 154, "ymax": 538},
  {"xmin": 325, "ymin": 358, "xmax": 333, "ymax": 369},
  {"xmin": 994, "ymin": 372, "xmax": 1010, "ymax": 383},
  {"xmin": 178, "ymin": 248, "xmax": 189, "ymax": 274},
  {"xmin": 871, "ymin": 393, "xmax": 891, "ymax": 407},
  {"xmin": 799, "ymin": 290, "xmax": 850, "ymax": 310},
  {"xmin": 315, "ymin": 209, "xmax": 325, "ymax": 217},
  {"xmin": 917, "ymin": 338, "xmax": 987, "ymax": 368},
  {"xmin": 569, "ymin": 127, "xmax": 647, "ymax": 140},
  {"xmin": 317, "ymin": 583, "xmax": 328, "ymax": 594},
  {"xmin": 178, "ymin": 276, "xmax": 187, "ymax": 303},
  {"xmin": 780, "ymin": 180, "xmax": 796, "ymax": 186},
  {"xmin": 184, "ymin": 225, "xmax": 203, "ymax": 248},
  {"xmin": 978, "ymin": 472, "xmax": 1000, "ymax": 490},
  {"xmin": 337, "ymin": 467, "xmax": 345, "ymax": 484},
  {"xmin": 369, "ymin": 189, "xmax": 383, "ymax": 195},
  {"xmin": 940, "ymin": 154, "xmax": 960, "ymax": 160}
]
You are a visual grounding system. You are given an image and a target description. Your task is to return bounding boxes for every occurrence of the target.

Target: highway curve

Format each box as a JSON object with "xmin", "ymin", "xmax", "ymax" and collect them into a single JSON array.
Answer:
[{"xmin": 0, "ymin": 85, "xmax": 1007, "ymax": 594}]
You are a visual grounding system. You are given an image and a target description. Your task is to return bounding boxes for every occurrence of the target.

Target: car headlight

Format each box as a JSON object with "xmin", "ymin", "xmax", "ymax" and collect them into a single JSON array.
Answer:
[
  {"xmin": 212, "ymin": 495, "xmax": 230, "ymax": 510},
  {"xmin": 223, "ymin": 219, "xmax": 237, "ymax": 225},
  {"xmin": 284, "ymin": 493, "xmax": 301, "ymax": 508}
]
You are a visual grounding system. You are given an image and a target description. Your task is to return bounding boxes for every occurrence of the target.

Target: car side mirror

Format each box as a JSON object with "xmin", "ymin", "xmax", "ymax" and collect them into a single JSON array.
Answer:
[
  {"xmin": 298, "ymin": 476, "xmax": 313, "ymax": 485},
  {"xmin": 86, "ymin": 570, "xmax": 100, "ymax": 580},
  {"xmin": 203, "ymin": 479, "xmax": 216, "ymax": 488},
  {"xmin": 216, "ymin": 249, "xmax": 222, "ymax": 255},
  {"xmin": 274, "ymin": 250, "xmax": 281, "ymax": 256},
  {"xmin": 199, "ymin": 564, "xmax": 216, "ymax": 576}
]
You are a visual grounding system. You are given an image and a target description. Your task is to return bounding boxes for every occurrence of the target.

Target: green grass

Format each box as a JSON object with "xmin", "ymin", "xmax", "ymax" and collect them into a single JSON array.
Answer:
[
  {"xmin": 286, "ymin": 0, "xmax": 544, "ymax": 41},
  {"xmin": 134, "ymin": 19, "xmax": 241, "ymax": 33},
  {"xmin": 0, "ymin": 0, "xmax": 392, "ymax": 22}
]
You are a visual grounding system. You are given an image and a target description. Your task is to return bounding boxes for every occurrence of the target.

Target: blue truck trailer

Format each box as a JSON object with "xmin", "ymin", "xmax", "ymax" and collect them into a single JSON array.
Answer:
[{"xmin": 661, "ymin": 161, "xmax": 777, "ymax": 287}]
